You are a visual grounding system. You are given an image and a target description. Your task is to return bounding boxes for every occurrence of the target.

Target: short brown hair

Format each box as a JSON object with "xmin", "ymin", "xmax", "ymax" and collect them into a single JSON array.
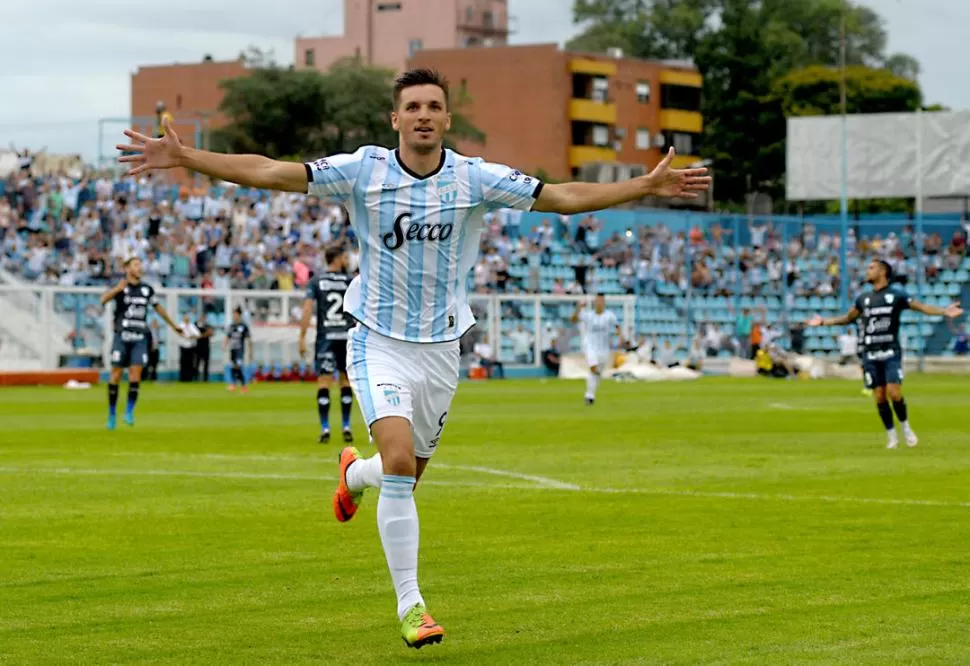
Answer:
[{"xmin": 393, "ymin": 68, "xmax": 449, "ymax": 108}]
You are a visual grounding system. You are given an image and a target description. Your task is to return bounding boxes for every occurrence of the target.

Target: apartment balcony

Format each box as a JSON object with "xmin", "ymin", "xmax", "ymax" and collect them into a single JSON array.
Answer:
[
  {"xmin": 569, "ymin": 145, "xmax": 617, "ymax": 168},
  {"xmin": 569, "ymin": 98, "xmax": 617, "ymax": 125}
]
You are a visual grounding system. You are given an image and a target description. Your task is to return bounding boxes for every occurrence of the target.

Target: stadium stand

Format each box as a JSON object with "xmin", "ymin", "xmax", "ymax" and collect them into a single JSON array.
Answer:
[{"xmin": 2, "ymin": 163, "xmax": 968, "ymax": 371}]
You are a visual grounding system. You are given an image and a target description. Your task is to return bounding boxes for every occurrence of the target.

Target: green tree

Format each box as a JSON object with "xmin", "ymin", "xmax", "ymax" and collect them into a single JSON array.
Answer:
[
  {"xmin": 771, "ymin": 65, "xmax": 921, "ymax": 117},
  {"xmin": 212, "ymin": 58, "xmax": 484, "ymax": 160}
]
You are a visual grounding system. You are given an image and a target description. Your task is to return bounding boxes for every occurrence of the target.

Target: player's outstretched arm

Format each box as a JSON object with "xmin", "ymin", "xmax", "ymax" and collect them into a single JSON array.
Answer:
[
  {"xmin": 807, "ymin": 307, "xmax": 860, "ymax": 327},
  {"xmin": 533, "ymin": 148, "xmax": 710, "ymax": 215},
  {"xmin": 909, "ymin": 300, "xmax": 964, "ymax": 319},
  {"xmin": 570, "ymin": 300, "xmax": 585, "ymax": 323},
  {"xmin": 298, "ymin": 299, "xmax": 314, "ymax": 358},
  {"xmin": 116, "ymin": 117, "xmax": 308, "ymax": 193},
  {"xmin": 100, "ymin": 279, "xmax": 126, "ymax": 306},
  {"xmin": 153, "ymin": 304, "xmax": 184, "ymax": 336}
]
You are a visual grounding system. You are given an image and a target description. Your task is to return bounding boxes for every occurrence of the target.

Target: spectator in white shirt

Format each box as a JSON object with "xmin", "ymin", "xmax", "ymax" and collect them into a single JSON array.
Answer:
[{"xmin": 838, "ymin": 328, "xmax": 858, "ymax": 365}]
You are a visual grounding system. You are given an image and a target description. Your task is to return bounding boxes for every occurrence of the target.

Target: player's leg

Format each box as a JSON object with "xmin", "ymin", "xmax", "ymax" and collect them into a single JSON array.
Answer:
[
  {"xmin": 867, "ymin": 361, "xmax": 897, "ymax": 448},
  {"xmin": 585, "ymin": 348, "xmax": 600, "ymax": 405},
  {"xmin": 315, "ymin": 343, "xmax": 336, "ymax": 442},
  {"xmin": 886, "ymin": 358, "xmax": 915, "ymax": 446},
  {"xmin": 107, "ymin": 337, "xmax": 127, "ymax": 430},
  {"xmin": 124, "ymin": 363, "xmax": 143, "ymax": 426},
  {"xmin": 336, "ymin": 330, "xmax": 445, "ymax": 647},
  {"xmin": 336, "ymin": 341, "xmax": 353, "ymax": 442},
  {"xmin": 316, "ymin": 374, "xmax": 334, "ymax": 442}
]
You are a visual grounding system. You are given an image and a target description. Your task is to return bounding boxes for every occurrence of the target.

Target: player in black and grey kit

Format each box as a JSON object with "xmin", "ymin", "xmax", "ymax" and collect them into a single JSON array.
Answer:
[
  {"xmin": 299, "ymin": 245, "xmax": 354, "ymax": 443},
  {"xmin": 100, "ymin": 257, "xmax": 182, "ymax": 429},
  {"xmin": 224, "ymin": 307, "xmax": 253, "ymax": 393},
  {"xmin": 808, "ymin": 259, "xmax": 963, "ymax": 449}
]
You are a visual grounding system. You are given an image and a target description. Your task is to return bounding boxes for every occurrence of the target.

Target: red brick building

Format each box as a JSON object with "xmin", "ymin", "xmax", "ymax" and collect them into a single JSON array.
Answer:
[
  {"xmin": 130, "ymin": 58, "xmax": 247, "ymax": 148},
  {"xmin": 409, "ymin": 44, "xmax": 703, "ymax": 181}
]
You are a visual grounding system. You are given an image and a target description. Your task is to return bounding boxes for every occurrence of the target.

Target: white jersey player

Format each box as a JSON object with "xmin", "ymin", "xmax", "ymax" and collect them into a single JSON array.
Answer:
[
  {"xmin": 572, "ymin": 294, "xmax": 623, "ymax": 405},
  {"xmin": 116, "ymin": 68, "xmax": 711, "ymax": 649}
]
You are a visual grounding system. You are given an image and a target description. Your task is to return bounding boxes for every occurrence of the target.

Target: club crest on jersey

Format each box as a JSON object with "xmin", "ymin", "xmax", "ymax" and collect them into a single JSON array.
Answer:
[
  {"xmin": 437, "ymin": 172, "xmax": 458, "ymax": 204},
  {"xmin": 885, "ymin": 294, "xmax": 894, "ymax": 304},
  {"xmin": 141, "ymin": 286, "xmax": 149, "ymax": 297},
  {"xmin": 382, "ymin": 387, "xmax": 401, "ymax": 407}
]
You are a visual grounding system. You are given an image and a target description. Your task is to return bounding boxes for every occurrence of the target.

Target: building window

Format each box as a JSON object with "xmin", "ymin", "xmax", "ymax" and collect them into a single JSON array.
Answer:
[
  {"xmin": 672, "ymin": 132, "xmax": 693, "ymax": 154},
  {"xmin": 377, "ymin": 2, "xmax": 402, "ymax": 11},
  {"xmin": 408, "ymin": 39, "xmax": 423, "ymax": 58},
  {"xmin": 483, "ymin": 10, "xmax": 494, "ymax": 28},
  {"xmin": 661, "ymin": 84, "xmax": 701, "ymax": 111},
  {"xmin": 636, "ymin": 129, "xmax": 650, "ymax": 150},
  {"xmin": 636, "ymin": 81, "xmax": 650, "ymax": 103},
  {"xmin": 465, "ymin": 5, "xmax": 474, "ymax": 22},
  {"xmin": 175, "ymin": 94, "xmax": 183, "ymax": 110},
  {"xmin": 591, "ymin": 77, "xmax": 609, "ymax": 102},
  {"xmin": 592, "ymin": 125, "xmax": 610, "ymax": 147},
  {"xmin": 304, "ymin": 49, "xmax": 315, "ymax": 67},
  {"xmin": 460, "ymin": 78, "xmax": 468, "ymax": 95}
]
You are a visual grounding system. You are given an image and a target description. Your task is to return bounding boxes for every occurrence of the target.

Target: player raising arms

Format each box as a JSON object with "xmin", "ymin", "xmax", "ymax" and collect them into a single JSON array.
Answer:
[
  {"xmin": 299, "ymin": 245, "xmax": 355, "ymax": 444},
  {"xmin": 571, "ymin": 293, "xmax": 623, "ymax": 405},
  {"xmin": 116, "ymin": 67, "xmax": 710, "ymax": 649},
  {"xmin": 808, "ymin": 259, "xmax": 962, "ymax": 449},
  {"xmin": 224, "ymin": 307, "xmax": 252, "ymax": 393},
  {"xmin": 100, "ymin": 257, "xmax": 182, "ymax": 429}
]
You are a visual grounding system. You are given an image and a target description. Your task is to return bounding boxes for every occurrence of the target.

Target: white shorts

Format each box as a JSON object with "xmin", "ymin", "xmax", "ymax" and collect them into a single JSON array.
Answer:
[
  {"xmin": 346, "ymin": 325, "xmax": 460, "ymax": 459},
  {"xmin": 585, "ymin": 347, "xmax": 611, "ymax": 370}
]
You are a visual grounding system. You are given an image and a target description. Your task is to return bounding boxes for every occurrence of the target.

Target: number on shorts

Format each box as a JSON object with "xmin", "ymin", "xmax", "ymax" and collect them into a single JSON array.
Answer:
[
  {"xmin": 112, "ymin": 350, "xmax": 121, "ymax": 362},
  {"xmin": 434, "ymin": 412, "xmax": 448, "ymax": 438},
  {"xmin": 865, "ymin": 372, "xmax": 872, "ymax": 386}
]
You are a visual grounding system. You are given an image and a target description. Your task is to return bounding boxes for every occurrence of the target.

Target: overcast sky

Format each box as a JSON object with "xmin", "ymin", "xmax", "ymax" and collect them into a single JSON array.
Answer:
[{"xmin": 1, "ymin": 0, "xmax": 966, "ymax": 163}]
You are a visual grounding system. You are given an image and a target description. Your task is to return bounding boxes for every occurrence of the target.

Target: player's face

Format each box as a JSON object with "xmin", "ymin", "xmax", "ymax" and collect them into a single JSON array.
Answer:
[
  {"xmin": 392, "ymin": 85, "xmax": 451, "ymax": 155},
  {"xmin": 594, "ymin": 295, "xmax": 606, "ymax": 312},
  {"xmin": 126, "ymin": 259, "xmax": 143, "ymax": 280},
  {"xmin": 865, "ymin": 261, "xmax": 884, "ymax": 284}
]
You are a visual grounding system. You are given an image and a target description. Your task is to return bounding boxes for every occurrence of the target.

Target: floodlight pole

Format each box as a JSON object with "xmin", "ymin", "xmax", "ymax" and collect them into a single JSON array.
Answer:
[
  {"xmin": 916, "ymin": 108, "xmax": 925, "ymax": 373},
  {"xmin": 838, "ymin": 11, "xmax": 850, "ymax": 312}
]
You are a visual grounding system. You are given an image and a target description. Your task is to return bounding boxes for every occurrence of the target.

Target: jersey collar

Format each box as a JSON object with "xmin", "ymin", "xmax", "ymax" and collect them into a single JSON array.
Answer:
[{"xmin": 394, "ymin": 148, "xmax": 446, "ymax": 181}]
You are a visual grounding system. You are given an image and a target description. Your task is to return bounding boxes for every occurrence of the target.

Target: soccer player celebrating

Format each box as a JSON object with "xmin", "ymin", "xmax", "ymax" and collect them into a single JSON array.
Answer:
[
  {"xmin": 100, "ymin": 257, "xmax": 182, "ymax": 429},
  {"xmin": 299, "ymin": 245, "xmax": 355, "ymax": 444},
  {"xmin": 571, "ymin": 293, "xmax": 623, "ymax": 405},
  {"xmin": 116, "ymin": 68, "xmax": 710, "ymax": 648},
  {"xmin": 224, "ymin": 307, "xmax": 252, "ymax": 393},
  {"xmin": 808, "ymin": 259, "xmax": 962, "ymax": 448}
]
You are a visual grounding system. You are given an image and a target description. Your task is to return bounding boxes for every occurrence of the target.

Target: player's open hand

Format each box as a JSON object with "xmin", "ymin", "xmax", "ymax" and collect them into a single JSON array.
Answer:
[
  {"xmin": 943, "ymin": 303, "xmax": 964, "ymax": 318},
  {"xmin": 645, "ymin": 148, "xmax": 712, "ymax": 199},
  {"xmin": 116, "ymin": 117, "xmax": 183, "ymax": 175},
  {"xmin": 807, "ymin": 315, "xmax": 824, "ymax": 327}
]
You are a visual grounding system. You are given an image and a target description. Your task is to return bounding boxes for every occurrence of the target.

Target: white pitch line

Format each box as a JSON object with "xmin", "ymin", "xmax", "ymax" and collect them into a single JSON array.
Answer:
[
  {"xmin": 0, "ymin": 466, "xmax": 519, "ymax": 490},
  {"xmin": 1, "ymin": 466, "xmax": 968, "ymax": 510},
  {"xmin": 434, "ymin": 463, "xmax": 581, "ymax": 490}
]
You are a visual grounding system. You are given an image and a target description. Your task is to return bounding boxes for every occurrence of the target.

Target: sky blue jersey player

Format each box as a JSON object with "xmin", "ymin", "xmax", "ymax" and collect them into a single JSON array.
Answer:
[
  {"xmin": 807, "ymin": 259, "xmax": 962, "ymax": 449},
  {"xmin": 116, "ymin": 67, "xmax": 711, "ymax": 649}
]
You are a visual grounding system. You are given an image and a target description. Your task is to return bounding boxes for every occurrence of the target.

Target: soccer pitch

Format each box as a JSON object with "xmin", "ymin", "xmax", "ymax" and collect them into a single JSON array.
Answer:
[{"xmin": 3, "ymin": 376, "xmax": 970, "ymax": 664}]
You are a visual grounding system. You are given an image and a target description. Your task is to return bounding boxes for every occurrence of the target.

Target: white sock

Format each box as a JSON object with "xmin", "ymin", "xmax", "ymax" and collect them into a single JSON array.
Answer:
[
  {"xmin": 378, "ymin": 474, "xmax": 424, "ymax": 619},
  {"xmin": 900, "ymin": 420, "xmax": 911, "ymax": 431},
  {"xmin": 346, "ymin": 454, "xmax": 383, "ymax": 492},
  {"xmin": 887, "ymin": 427, "xmax": 898, "ymax": 438},
  {"xmin": 586, "ymin": 372, "xmax": 600, "ymax": 398}
]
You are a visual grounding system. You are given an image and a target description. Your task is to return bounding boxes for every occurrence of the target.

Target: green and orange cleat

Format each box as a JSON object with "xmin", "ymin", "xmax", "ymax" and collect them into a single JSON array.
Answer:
[
  {"xmin": 400, "ymin": 604, "xmax": 445, "ymax": 649},
  {"xmin": 333, "ymin": 446, "xmax": 363, "ymax": 522}
]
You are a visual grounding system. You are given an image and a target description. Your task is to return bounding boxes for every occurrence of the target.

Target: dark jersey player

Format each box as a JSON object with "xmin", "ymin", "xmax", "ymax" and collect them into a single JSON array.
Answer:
[
  {"xmin": 224, "ymin": 307, "xmax": 252, "ymax": 393},
  {"xmin": 299, "ymin": 245, "xmax": 354, "ymax": 444},
  {"xmin": 808, "ymin": 259, "xmax": 963, "ymax": 449},
  {"xmin": 100, "ymin": 257, "xmax": 182, "ymax": 429}
]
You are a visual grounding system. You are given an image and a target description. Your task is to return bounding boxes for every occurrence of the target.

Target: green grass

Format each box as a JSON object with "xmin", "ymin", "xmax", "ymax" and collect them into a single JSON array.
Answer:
[{"xmin": 2, "ymin": 376, "xmax": 970, "ymax": 665}]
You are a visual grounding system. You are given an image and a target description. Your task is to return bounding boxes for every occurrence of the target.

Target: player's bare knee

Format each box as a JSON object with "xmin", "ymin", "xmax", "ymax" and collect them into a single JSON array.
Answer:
[
  {"xmin": 317, "ymin": 377, "xmax": 333, "ymax": 389},
  {"xmin": 873, "ymin": 387, "xmax": 888, "ymax": 403},
  {"xmin": 415, "ymin": 457, "xmax": 430, "ymax": 484},
  {"xmin": 887, "ymin": 385, "xmax": 903, "ymax": 401},
  {"xmin": 372, "ymin": 417, "xmax": 416, "ymax": 476},
  {"xmin": 110, "ymin": 368, "xmax": 123, "ymax": 384},
  {"xmin": 129, "ymin": 366, "xmax": 143, "ymax": 382},
  {"xmin": 590, "ymin": 365, "xmax": 600, "ymax": 375}
]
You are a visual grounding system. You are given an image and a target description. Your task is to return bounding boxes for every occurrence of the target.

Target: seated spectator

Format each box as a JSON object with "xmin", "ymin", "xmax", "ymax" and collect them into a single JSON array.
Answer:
[{"xmin": 473, "ymin": 336, "xmax": 504, "ymax": 379}]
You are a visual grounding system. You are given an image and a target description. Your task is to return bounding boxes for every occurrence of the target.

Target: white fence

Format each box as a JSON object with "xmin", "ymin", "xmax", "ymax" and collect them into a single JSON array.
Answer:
[{"xmin": 0, "ymin": 283, "xmax": 635, "ymax": 372}]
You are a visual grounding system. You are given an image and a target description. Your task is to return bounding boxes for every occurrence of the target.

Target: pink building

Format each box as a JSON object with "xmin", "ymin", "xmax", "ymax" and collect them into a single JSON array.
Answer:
[{"xmin": 294, "ymin": 0, "xmax": 509, "ymax": 74}]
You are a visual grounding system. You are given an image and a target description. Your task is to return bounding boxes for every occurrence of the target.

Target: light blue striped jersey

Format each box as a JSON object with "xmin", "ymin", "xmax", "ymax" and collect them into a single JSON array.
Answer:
[{"xmin": 305, "ymin": 147, "xmax": 542, "ymax": 343}]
